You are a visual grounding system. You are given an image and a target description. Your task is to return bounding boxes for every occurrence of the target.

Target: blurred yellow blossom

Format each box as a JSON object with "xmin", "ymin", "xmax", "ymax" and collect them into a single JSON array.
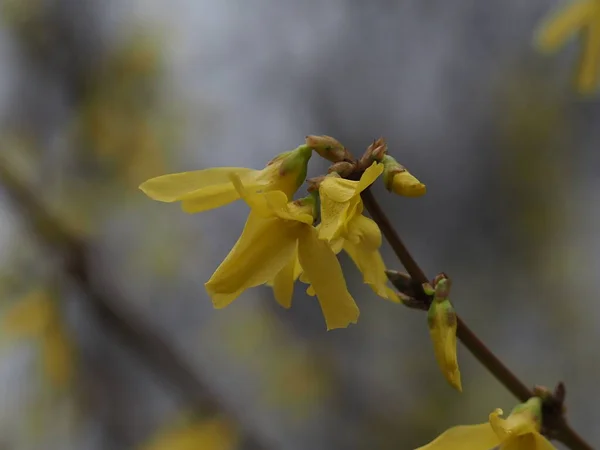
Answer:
[
  {"xmin": 416, "ymin": 397, "xmax": 556, "ymax": 450},
  {"xmin": 535, "ymin": 0, "xmax": 600, "ymax": 93},
  {"xmin": 2, "ymin": 288, "xmax": 74, "ymax": 389},
  {"xmin": 141, "ymin": 416, "xmax": 237, "ymax": 450},
  {"xmin": 140, "ymin": 145, "xmax": 312, "ymax": 213},
  {"xmin": 205, "ymin": 174, "xmax": 358, "ymax": 330}
]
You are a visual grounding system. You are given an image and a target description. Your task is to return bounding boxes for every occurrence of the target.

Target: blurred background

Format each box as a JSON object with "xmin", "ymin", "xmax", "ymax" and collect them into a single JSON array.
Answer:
[{"xmin": 0, "ymin": 0, "xmax": 598, "ymax": 449}]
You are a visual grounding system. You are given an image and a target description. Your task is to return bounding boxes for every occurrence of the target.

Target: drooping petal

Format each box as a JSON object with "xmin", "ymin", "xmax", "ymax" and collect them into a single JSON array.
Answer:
[
  {"xmin": 415, "ymin": 423, "xmax": 500, "ymax": 450},
  {"xmin": 140, "ymin": 167, "xmax": 258, "ymax": 204},
  {"xmin": 535, "ymin": 0, "xmax": 596, "ymax": 53},
  {"xmin": 297, "ymin": 227, "xmax": 359, "ymax": 330},
  {"xmin": 343, "ymin": 241, "xmax": 398, "ymax": 302},
  {"xmin": 318, "ymin": 192, "xmax": 351, "ymax": 241},
  {"xmin": 576, "ymin": 14, "xmax": 600, "ymax": 93},
  {"xmin": 205, "ymin": 214, "xmax": 300, "ymax": 308},
  {"xmin": 272, "ymin": 251, "xmax": 297, "ymax": 309}
]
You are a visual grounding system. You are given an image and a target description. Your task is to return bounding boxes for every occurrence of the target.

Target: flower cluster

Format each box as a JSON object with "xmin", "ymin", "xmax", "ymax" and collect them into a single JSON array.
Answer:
[{"xmin": 140, "ymin": 136, "xmax": 425, "ymax": 330}]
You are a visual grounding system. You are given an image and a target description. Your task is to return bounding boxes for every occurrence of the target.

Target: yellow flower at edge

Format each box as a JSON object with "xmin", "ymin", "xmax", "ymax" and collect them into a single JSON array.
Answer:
[
  {"xmin": 139, "ymin": 145, "xmax": 312, "ymax": 213},
  {"xmin": 416, "ymin": 397, "xmax": 556, "ymax": 450},
  {"xmin": 205, "ymin": 174, "xmax": 359, "ymax": 330},
  {"xmin": 141, "ymin": 416, "xmax": 237, "ymax": 450},
  {"xmin": 535, "ymin": 0, "xmax": 600, "ymax": 93},
  {"xmin": 318, "ymin": 162, "xmax": 398, "ymax": 302}
]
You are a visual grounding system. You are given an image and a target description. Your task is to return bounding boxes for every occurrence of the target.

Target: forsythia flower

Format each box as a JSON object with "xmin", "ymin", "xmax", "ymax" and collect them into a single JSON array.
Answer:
[
  {"xmin": 205, "ymin": 174, "xmax": 359, "ymax": 330},
  {"xmin": 141, "ymin": 416, "xmax": 237, "ymax": 450},
  {"xmin": 535, "ymin": 0, "xmax": 600, "ymax": 93},
  {"xmin": 139, "ymin": 145, "xmax": 312, "ymax": 212},
  {"xmin": 425, "ymin": 275, "xmax": 462, "ymax": 392},
  {"xmin": 416, "ymin": 397, "xmax": 556, "ymax": 450},
  {"xmin": 318, "ymin": 162, "xmax": 398, "ymax": 301}
]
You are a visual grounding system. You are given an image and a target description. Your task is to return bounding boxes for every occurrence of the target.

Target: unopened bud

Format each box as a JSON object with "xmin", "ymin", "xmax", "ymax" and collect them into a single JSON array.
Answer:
[
  {"xmin": 428, "ymin": 298, "xmax": 462, "ymax": 392},
  {"xmin": 507, "ymin": 397, "xmax": 543, "ymax": 431},
  {"xmin": 306, "ymin": 176, "xmax": 326, "ymax": 193},
  {"xmin": 381, "ymin": 155, "xmax": 426, "ymax": 198},
  {"xmin": 359, "ymin": 138, "xmax": 388, "ymax": 168},
  {"xmin": 328, "ymin": 161, "xmax": 356, "ymax": 177},
  {"xmin": 305, "ymin": 135, "xmax": 351, "ymax": 163}
]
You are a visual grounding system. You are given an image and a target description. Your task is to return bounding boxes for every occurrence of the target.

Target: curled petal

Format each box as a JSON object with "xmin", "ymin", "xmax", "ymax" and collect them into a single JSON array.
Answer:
[
  {"xmin": 489, "ymin": 408, "xmax": 538, "ymax": 440},
  {"xmin": 356, "ymin": 162, "xmax": 384, "ymax": 193},
  {"xmin": 343, "ymin": 241, "xmax": 397, "ymax": 302},
  {"xmin": 298, "ymin": 227, "xmax": 359, "ymax": 330},
  {"xmin": 346, "ymin": 214, "xmax": 382, "ymax": 250},
  {"xmin": 415, "ymin": 423, "xmax": 499, "ymax": 450}
]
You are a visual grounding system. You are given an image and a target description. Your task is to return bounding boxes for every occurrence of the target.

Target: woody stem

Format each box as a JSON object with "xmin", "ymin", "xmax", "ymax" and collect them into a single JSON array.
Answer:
[{"xmin": 360, "ymin": 188, "xmax": 593, "ymax": 450}]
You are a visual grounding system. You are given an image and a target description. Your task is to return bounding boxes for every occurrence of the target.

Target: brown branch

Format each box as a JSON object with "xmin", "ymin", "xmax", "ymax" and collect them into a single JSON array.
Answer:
[
  {"xmin": 360, "ymin": 188, "xmax": 593, "ymax": 450},
  {"xmin": 0, "ymin": 160, "xmax": 272, "ymax": 450}
]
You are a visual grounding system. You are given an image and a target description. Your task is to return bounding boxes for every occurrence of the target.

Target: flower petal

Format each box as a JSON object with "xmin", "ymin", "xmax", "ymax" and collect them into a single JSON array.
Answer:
[
  {"xmin": 532, "ymin": 432, "xmax": 558, "ymax": 450},
  {"xmin": 343, "ymin": 241, "xmax": 397, "ymax": 301},
  {"xmin": 320, "ymin": 177, "xmax": 361, "ymax": 203},
  {"xmin": 490, "ymin": 408, "xmax": 538, "ymax": 439},
  {"xmin": 205, "ymin": 213, "xmax": 299, "ymax": 308},
  {"xmin": 356, "ymin": 161, "xmax": 384, "ymax": 193},
  {"xmin": 318, "ymin": 193, "xmax": 350, "ymax": 241},
  {"xmin": 535, "ymin": 0, "xmax": 596, "ymax": 53},
  {"xmin": 346, "ymin": 213, "xmax": 382, "ymax": 250},
  {"xmin": 298, "ymin": 227, "xmax": 359, "ymax": 330},
  {"xmin": 415, "ymin": 423, "xmax": 500, "ymax": 450},
  {"xmin": 272, "ymin": 251, "xmax": 297, "ymax": 309},
  {"xmin": 140, "ymin": 167, "xmax": 257, "ymax": 202}
]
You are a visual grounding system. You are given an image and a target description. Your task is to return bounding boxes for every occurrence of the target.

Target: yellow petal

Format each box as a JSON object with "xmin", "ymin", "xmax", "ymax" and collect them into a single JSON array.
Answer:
[
  {"xmin": 272, "ymin": 252, "xmax": 297, "ymax": 308},
  {"xmin": 140, "ymin": 167, "xmax": 257, "ymax": 203},
  {"xmin": 532, "ymin": 432, "xmax": 558, "ymax": 450},
  {"xmin": 535, "ymin": 0, "xmax": 596, "ymax": 53},
  {"xmin": 343, "ymin": 240, "xmax": 395, "ymax": 301},
  {"xmin": 318, "ymin": 192, "xmax": 351, "ymax": 241},
  {"xmin": 490, "ymin": 409, "xmax": 538, "ymax": 441},
  {"xmin": 320, "ymin": 177, "xmax": 361, "ymax": 203},
  {"xmin": 205, "ymin": 213, "xmax": 300, "ymax": 308},
  {"xmin": 297, "ymin": 227, "xmax": 359, "ymax": 330},
  {"xmin": 231, "ymin": 174, "xmax": 314, "ymax": 224},
  {"xmin": 346, "ymin": 213, "xmax": 382, "ymax": 250},
  {"xmin": 391, "ymin": 171, "xmax": 427, "ymax": 197},
  {"xmin": 415, "ymin": 423, "xmax": 500, "ymax": 450},
  {"xmin": 501, "ymin": 434, "xmax": 538, "ymax": 450},
  {"xmin": 356, "ymin": 161, "xmax": 384, "ymax": 193},
  {"xmin": 142, "ymin": 417, "xmax": 237, "ymax": 450},
  {"xmin": 576, "ymin": 14, "xmax": 600, "ymax": 93}
]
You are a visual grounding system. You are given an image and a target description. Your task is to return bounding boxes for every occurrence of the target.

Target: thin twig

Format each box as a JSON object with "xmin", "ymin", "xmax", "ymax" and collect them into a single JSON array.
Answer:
[
  {"xmin": 360, "ymin": 188, "xmax": 593, "ymax": 450},
  {"xmin": 0, "ymin": 159, "xmax": 272, "ymax": 450}
]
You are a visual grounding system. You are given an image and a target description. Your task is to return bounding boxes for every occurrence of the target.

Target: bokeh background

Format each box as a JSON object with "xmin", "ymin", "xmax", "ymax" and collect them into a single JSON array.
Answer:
[{"xmin": 0, "ymin": 0, "xmax": 598, "ymax": 449}]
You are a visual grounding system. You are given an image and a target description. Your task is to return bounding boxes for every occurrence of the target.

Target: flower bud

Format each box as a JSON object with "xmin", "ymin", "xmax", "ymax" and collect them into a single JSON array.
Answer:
[
  {"xmin": 358, "ymin": 138, "xmax": 388, "ymax": 169},
  {"xmin": 381, "ymin": 155, "xmax": 426, "ymax": 198},
  {"xmin": 264, "ymin": 144, "xmax": 313, "ymax": 197},
  {"xmin": 305, "ymin": 135, "xmax": 350, "ymax": 163},
  {"xmin": 427, "ymin": 298, "xmax": 462, "ymax": 392},
  {"xmin": 328, "ymin": 161, "xmax": 356, "ymax": 177}
]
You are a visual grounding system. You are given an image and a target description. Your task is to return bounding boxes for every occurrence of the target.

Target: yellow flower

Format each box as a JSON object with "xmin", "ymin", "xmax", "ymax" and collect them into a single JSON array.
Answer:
[
  {"xmin": 317, "ymin": 162, "xmax": 398, "ymax": 301},
  {"xmin": 535, "ymin": 0, "xmax": 600, "ymax": 93},
  {"xmin": 416, "ymin": 398, "xmax": 556, "ymax": 450},
  {"xmin": 139, "ymin": 145, "xmax": 312, "ymax": 213},
  {"xmin": 205, "ymin": 175, "xmax": 359, "ymax": 330}
]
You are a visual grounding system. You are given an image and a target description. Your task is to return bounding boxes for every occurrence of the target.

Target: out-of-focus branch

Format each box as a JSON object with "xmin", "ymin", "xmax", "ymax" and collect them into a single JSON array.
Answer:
[
  {"xmin": 360, "ymin": 188, "xmax": 593, "ymax": 450},
  {"xmin": 0, "ymin": 157, "xmax": 272, "ymax": 450}
]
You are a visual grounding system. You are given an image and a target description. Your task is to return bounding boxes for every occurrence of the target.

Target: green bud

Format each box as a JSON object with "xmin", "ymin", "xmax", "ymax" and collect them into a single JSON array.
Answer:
[{"xmin": 265, "ymin": 145, "xmax": 313, "ymax": 197}]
